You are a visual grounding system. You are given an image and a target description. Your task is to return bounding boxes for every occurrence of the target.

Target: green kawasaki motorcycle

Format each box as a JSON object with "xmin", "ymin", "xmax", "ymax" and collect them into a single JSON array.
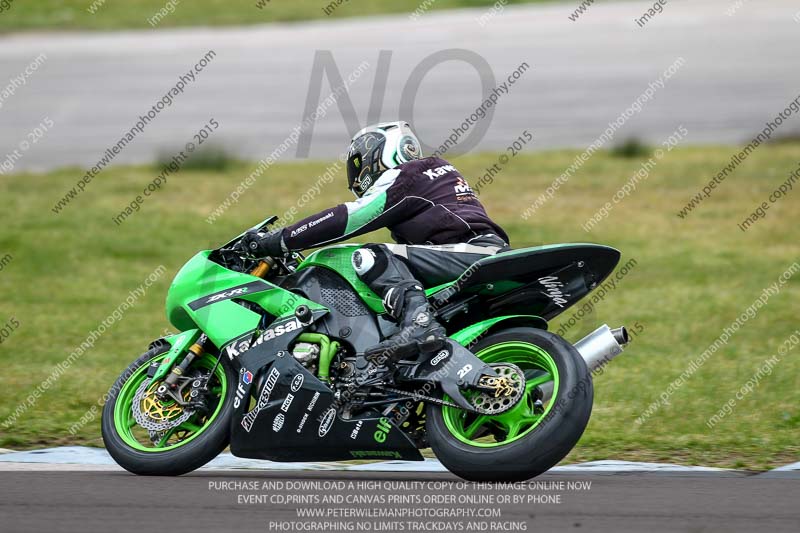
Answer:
[{"xmin": 102, "ymin": 216, "xmax": 630, "ymax": 481}]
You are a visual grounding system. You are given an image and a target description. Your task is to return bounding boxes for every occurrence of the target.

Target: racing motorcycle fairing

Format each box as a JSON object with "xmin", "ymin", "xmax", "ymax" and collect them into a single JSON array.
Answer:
[
  {"xmin": 164, "ymin": 250, "xmax": 326, "ymax": 358},
  {"xmin": 150, "ymin": 216, "xmax": 624, "ymax": 464},
  {"xmin": 230, "ymin": 342, "xmax": 423, "ymax": 462},
  {"xmin": 429, "ymin": 243, "xmax": 621, "ymax": 327}
]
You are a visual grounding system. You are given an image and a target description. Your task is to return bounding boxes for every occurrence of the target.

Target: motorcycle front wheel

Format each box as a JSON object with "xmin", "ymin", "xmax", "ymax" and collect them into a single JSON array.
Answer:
[{"xmin": 101, "ymin": 343, "xmax": 235, "ymax": 476}]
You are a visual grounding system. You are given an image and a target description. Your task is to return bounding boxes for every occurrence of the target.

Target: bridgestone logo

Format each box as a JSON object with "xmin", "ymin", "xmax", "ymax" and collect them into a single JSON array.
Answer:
[{"xmin": 241, "ymin": 367, "xmax": 280, "ymax": 432}]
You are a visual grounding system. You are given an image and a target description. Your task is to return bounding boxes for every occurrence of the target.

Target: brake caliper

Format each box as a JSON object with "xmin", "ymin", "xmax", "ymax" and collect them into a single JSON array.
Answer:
[{"xmin": 470, "ymin": 363, "xmax": 526, "ymax": 415}]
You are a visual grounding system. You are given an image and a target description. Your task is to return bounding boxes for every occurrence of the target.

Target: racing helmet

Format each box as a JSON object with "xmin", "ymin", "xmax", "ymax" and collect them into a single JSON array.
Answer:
[{"xmin": 346, "ymin": 121, "xmax": 423, "ymax": 197}]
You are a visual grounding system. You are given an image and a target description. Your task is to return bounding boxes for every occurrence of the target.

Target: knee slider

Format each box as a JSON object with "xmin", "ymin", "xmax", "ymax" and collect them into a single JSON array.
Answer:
[
  {"xmin": 353, "ymin": 244, "xmax": 391, "ymax": 283},
  {"xmin": 352, "ymin": 247, "xmax": 377, "ymax": 276}
]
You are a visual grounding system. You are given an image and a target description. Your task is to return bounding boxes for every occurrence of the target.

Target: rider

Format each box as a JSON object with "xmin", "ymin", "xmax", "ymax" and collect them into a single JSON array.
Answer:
[{"xmin": 243, "ymin": 121, "xmax": 510, "ymax": 361}]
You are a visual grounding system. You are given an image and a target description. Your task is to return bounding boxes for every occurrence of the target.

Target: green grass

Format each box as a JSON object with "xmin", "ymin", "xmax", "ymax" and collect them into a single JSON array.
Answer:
[
  {"xmin": 1, "ymin": 143, "xmax": 799, "ymax": 470},
  {"xmin": 0, "ymin": 0, "xmax": 554, "ymax": 33}
]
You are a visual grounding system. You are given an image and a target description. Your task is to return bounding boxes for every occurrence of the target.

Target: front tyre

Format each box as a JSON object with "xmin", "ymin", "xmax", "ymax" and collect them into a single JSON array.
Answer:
[
  {"xmin": 101, "ymin": 344, "xmax": 235, "ymax": 476},
  {"xmin": 427, "ymin": 327, "xmax": 593, "ymax": 482}
]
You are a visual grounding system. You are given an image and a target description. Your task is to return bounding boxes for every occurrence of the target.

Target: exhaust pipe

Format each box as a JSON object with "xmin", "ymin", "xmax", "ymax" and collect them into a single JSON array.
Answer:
[
  {"xmin": 575, "ymin": 324, "xmax": 629, "ymax": 373},
  {"xmin": 538, "ymin": 324, "xmax": 629, "ymax": 402}
]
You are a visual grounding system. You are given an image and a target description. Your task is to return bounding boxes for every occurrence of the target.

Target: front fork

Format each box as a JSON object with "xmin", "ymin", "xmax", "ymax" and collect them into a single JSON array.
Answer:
[
  {"xmin": 156, "ymin": 333, "xmax": 213, "ymax": 403},
  {"xmin": 151, "ymin": 259, "xmax": 276, "ymax": 402}
]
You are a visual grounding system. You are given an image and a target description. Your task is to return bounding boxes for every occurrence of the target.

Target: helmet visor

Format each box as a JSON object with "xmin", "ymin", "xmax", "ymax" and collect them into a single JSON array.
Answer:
[{"xmin": 347, "ymin": 132, "xmax": 386, "ymax": 197}]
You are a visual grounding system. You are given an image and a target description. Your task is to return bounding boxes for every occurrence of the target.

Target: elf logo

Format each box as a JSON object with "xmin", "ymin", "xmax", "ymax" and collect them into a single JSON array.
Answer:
[
  {"xmin": 374, "ymin": 417, "xmax": 392, "ymax": 443},
  {"xmin": 205, "ymin": 287, "xmax": 249, "ymax": 305},
  {"xmin": 233, "ymin": 383, "xmax": 247, "ymax": 409}
]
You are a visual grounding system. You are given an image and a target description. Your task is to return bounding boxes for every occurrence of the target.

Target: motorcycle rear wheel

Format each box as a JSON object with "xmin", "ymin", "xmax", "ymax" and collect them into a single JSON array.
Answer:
[{"xmin": 427, "ymin": 327, "xmax": 593, "ymax": 481}]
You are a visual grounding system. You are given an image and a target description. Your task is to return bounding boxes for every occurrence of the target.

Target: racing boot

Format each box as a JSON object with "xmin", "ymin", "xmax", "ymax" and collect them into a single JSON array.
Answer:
[{"xmin": 364, "ymin": 285, "xmax": 447, "ymax": 364}]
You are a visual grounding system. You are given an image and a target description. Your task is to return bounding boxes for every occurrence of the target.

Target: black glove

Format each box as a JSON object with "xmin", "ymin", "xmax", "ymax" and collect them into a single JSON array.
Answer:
[{"xmin": 241, "ymin": 229, "xmax": 285, "ymax": 258}]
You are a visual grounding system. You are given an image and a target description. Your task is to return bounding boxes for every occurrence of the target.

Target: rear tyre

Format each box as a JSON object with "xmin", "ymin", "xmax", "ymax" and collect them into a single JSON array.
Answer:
[
  {"xmin": 427, "ymin": 327, "xmax": 593, "ymax": 482},
  {"xmin": 101, "ymin": 344, "xmax": 235, "ymax": 476}
]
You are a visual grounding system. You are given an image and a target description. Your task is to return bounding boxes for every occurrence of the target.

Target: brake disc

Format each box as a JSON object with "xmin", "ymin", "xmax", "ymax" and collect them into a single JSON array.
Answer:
[
  {"xmin": 469, "ymin": 363, "xmax": 526, "ymax": 415},
  {"xmin": 380, "ymin": 363, "xmax": 526, "ymax": 416},
  {"xmin": 132, "ymin": 378, "xmax": 194, "ymax": 433}
]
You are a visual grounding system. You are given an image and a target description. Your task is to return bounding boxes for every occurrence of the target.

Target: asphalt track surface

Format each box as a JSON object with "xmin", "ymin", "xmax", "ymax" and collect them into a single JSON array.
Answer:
[
  {"xmin": 1, "ymin": 0, "xmax": 800, "ymax": 172},
  {"xmin": 0, "ymin": 469, "xmax": 798, "ymax": 533}
]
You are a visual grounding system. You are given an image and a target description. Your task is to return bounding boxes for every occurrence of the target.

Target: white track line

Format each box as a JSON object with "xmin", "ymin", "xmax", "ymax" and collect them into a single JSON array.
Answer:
[{"xmin": 1, "ymin": 447, "xmax": 790, "ymax": 476}]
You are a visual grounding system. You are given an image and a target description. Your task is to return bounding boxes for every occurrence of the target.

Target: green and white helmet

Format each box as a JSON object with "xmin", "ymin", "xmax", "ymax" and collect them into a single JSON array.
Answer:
[{"xmin": 346, "ymin": 121, "xmax": 423, "ymax": 197}]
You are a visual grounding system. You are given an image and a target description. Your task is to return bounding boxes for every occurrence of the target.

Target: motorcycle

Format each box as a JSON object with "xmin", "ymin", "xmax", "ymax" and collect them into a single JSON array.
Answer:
[{"xmin": 101, "ymin": 216, "xmax": 630, "ymax": 481}]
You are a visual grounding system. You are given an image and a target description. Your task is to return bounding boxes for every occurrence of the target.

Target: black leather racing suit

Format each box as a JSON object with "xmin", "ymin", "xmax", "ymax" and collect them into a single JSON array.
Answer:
[{"xmin": 278, "ymin": 156, "xmax": 510, "ymax": 289}]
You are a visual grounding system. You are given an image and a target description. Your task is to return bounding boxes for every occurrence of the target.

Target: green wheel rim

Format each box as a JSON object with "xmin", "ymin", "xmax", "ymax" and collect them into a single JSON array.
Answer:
[
  {"xmin": 442, "ymin": 341, "xmax": 560, "ymax": 448},
  {"xmin": 113, "ymin": 352, "xmax": 228, "ymax": 453}
]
